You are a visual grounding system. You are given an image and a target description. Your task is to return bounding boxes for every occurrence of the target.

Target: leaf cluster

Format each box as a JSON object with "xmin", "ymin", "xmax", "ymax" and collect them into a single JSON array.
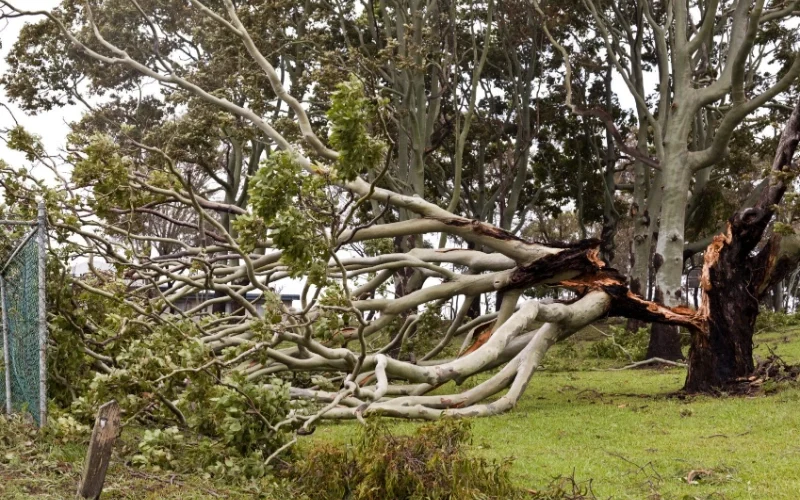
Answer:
[{"xmin": 291, "ymin": 419, "xmax": 521, "ymax": 500}]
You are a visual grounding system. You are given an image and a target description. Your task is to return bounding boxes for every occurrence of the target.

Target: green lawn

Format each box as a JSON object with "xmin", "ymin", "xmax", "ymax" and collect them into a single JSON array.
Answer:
[
  {"xmin": 3, "ymin": 323, "xmax": 800, "ymax": 499},
  {"xmin": 312, "ymin": 324, "xmax": 800, "ymax": 499}
]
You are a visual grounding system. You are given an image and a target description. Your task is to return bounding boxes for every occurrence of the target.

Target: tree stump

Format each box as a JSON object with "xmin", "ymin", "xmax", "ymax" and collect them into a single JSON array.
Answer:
[{"xmin": 78, "ymin": 400, "xmax": 121, "ymax": 499}]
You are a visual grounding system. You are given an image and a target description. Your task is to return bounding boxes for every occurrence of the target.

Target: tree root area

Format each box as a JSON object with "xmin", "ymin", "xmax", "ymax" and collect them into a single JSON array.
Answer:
[
  {"xmin": 680, "ymin": 354, "xmax": 800, "ymax": 397},
  {"xmin": 732, "ymin": 354, "xmax": 800, "ymax": 395}
]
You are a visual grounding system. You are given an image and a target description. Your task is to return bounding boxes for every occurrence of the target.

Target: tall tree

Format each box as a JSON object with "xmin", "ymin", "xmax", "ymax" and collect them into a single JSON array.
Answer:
[{"xmin": 546, "ymin": 0, "xmax": 800, "ymax": 358}]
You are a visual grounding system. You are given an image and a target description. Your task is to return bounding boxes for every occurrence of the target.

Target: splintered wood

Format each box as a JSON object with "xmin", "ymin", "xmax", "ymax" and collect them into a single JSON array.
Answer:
[{"xmin": 78, "ymin": 400, "xmax": 121, "ymax": 499}]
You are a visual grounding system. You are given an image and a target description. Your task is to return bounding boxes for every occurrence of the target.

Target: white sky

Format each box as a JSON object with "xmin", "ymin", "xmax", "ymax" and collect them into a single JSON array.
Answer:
[{"xmin": 0, "ymin": 0, "xmax": 77, "ymax": 181}]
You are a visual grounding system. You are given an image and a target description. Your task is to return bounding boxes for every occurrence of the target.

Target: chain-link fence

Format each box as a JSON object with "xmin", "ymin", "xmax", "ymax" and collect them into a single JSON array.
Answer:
[{"xmin": 0, "ymin": 202, "xmax": 47, "ymax": 427}]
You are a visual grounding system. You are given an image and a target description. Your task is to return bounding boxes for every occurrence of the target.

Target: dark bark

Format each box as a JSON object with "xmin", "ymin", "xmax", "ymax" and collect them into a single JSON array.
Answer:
[
  {"xmin": 684, "ymin": 230, "xmax": 758, "ymax": 391},
  {"xmin": 685, "ymin": 100, "xmax": 800, "ymax": 392},
  {"xmin": 625, "ymin": 317, "xmax": 647, "ymax": 333},
  {"xmin": 495, "ymin": 289, "xmax": 505, "ymax": 313},
  {"xmin": 771, "ymin": 284, "xmax": 784, "ymax": 312},
  {"xmin": 625, "ymin": 274, "xmax": 647, "ymax": 332},
  {"xmin": 393, "ymin": 235, "xmax": 420, "ymax": 299},
  {"xmin": 646, "ymin": 323, "xmax": 685, "ymax": 361},
  {"xmin": 645, "ymin": 269, "xmax": 685, "ymax": 361}
]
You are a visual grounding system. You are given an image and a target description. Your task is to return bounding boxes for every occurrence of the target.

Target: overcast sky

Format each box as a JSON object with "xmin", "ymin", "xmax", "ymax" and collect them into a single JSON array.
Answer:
[{"xmin": 0, "ymin": 0, "xmax": 75, "ymax": 182}]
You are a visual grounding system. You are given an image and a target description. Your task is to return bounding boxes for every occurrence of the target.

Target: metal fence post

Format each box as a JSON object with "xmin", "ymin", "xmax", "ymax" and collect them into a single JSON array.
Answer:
[
  {"xmin": 37, "ymin": 201, "xmax": 47, "ymax": 427},
  {"xmin": 1, "ymin": 275, "xmax": 10, "ymax": 414}
]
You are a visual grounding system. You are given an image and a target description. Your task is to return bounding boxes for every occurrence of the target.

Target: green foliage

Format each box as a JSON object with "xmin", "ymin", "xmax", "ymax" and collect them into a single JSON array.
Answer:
[
  {"xmin": 5, "ymin": 125, "xmax": 45, "ymax": 161},
  {"xmin": 327, "ymin": 75, "xmax": 386, "ymax": 181},
  {"xmin": 292, "ymin": 419, "xmax": 520, "ymax": 500},
  {"xmin": 69, "ymin": 319, "xmax": 209, "ymax": 423},
  {"xmin": 311, "ymin": 309, "xmax": 349, "ymax": 343},
  {"xmin": 130, "ymin": 424, "xmax": 286, "ymax": 480},
  {"xmin": 42, "ymin": 408, "xmax": 92, "ymax": 444},
  {"xmin": 774, "ymin": 222, "xmax": 796, "ymax": 236},
  {"xmin": 182, "ymin": 373, "xmax": 292, "ymax": 456},
  {"xmin": 590, "ymin": 326, "xmax": 649, "ymax": 362},
  {"xmin": 133, "ymin": 426, "xmax": 185, "ymax": 470},
  {"xmin": 271, "ymin": 206, "xmax": 329, "ymax": 282},
  {"xmin": 362, "ymin": 238, "xmax": 394, "ymax": 257},
  {"xmin": 0, "ymin": 412, "xmax": 298, "ymax": 498},
  {"xmin": 312, "ymin": 284, "xmax": 356, "ymax": 342},
  {"xmin": 231, "ymin": 214, "xmax": 268, "ymax": 253},
  {"xmin": 401, "ymin": 304, "xmax": 448, "ymax": 358},
  {"xmin": 543, "ymin": 341, "xmax": 582, "ymax": 371},
  {"xmin": 127, "ymin": 373, "xmax": 294, "ymax": 480},
  {"xmin": 249, "ymin": 151, "xmax": 304, "ymax": 222},
  {"xmin": 248, "ymin": 151, "xmax": 332, "ymax": 282},
  {"xmin": 46, "ymin": 271, "xmax": 137, "ymax": 408},
  {"xmin": 69, "ymin": 133, "xmax": 166, "ymax": 222},
  {"xmin": 45, "ymin": 270, "xmax": 296, "ymax": 480},
  {"xmin": 755, "ymin": 309, "xmax": 800, "ymax": 332}
]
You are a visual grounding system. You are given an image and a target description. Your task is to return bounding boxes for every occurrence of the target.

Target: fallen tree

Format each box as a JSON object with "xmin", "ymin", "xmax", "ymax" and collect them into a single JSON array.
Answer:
[{"xmin": 0, "ymin": 1, "xmax": 798, "ymax": 436}]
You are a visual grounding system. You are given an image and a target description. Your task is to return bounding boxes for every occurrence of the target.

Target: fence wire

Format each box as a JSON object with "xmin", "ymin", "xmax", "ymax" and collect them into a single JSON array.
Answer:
[
  {"xmin": 1, "ymin": 232, "xmax": 43, "ymax": 425},
  {"xmin": 0, "ymin": 207, "xmax": 47, "ymax": 427}
]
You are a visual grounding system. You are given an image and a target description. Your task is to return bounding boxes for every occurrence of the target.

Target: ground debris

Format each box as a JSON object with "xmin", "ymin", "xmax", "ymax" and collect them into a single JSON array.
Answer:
[
  {"xmin": 730, "ymin": 351, "xmax": 800, "ymax": 395},
  {"xmin": 527, "ymin": 471, "xmax": 597, "ymax": 499}
]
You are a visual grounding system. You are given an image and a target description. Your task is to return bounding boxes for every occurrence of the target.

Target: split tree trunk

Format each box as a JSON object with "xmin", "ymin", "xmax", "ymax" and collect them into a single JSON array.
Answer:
[
  {"xmin": 684, "ymin": 229, "xmax": 758, "ymax": 391},
  {"xmin": 685, "ymin": 100, "xmax": 800, "ymax": 392}
]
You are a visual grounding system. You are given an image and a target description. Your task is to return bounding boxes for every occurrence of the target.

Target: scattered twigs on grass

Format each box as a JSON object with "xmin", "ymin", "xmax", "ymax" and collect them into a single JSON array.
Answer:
[
  {"xmin": 528, "ymin": 469, "xmax": 597, "ymax": 499},
  {"xmin": 604, "ymin": 450, "xmax": 662, "ymax": 481},
  {"xmin": 728, "ymin": 349, "xmax": 800, "ymax": 394},
  {"xmin": 123, "ymin": 466, "xmax": 222, "ymax": 498},
  {"xmin": 701, "ymin": 428, "xmax": 752, "ymax": 439},
  {"xmin": 685, "ymin": 469, "xmax": 713, "ymax": 484}
]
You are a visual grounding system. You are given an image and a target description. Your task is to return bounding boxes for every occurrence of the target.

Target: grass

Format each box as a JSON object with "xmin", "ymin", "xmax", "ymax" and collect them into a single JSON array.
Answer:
[
  {"xmin": 3, "ymin": 320, "xmax": 800, "ymax": 499},
  {"xmin": 0, "ymin": 423, "xmax": 281, "ymax": 499},
  {"xmin": 313, "ymin": 322, "xmax": 800, "ymax": 499}
]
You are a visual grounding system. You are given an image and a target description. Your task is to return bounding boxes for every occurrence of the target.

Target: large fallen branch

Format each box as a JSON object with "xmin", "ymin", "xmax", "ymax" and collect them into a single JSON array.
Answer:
[{"xmin": 0, "ymin": 1, "xmax": 797, "ymax": 431}]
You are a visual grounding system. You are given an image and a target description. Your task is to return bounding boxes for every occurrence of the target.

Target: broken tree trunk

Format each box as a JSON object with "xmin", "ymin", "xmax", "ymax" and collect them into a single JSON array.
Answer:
[
  {"xmin": 78, "ymin": 400, "xmax": 121, "ymax": 499},
  {"xmin": 685, "ymin": 100, "xmax": 800, "ymax": 392}
]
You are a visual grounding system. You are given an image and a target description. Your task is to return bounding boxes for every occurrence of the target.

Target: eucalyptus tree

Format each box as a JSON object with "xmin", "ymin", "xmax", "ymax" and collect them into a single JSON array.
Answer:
[
  {"xmin": 546, "ymin": 0, "xmax": 800, "ymax": 358},
  {"xmin": 0, "ymin": 0, "xmax": 798, "ymax": 431},
  {"xmin": 3, "ymin": 0, "xmax": 624, "ymax": 297}
]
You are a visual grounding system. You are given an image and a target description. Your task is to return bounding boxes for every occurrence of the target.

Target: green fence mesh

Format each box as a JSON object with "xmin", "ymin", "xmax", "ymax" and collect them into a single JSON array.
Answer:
[{"xmin": 0, "ymin": 230, "xmax": 44, "ymax": 425}]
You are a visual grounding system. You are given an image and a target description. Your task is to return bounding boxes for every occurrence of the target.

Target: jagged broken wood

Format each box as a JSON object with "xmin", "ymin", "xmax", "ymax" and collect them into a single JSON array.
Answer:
[{"xmin": 78, "ymin": 400, "xmax": 121, "ymax": 500}]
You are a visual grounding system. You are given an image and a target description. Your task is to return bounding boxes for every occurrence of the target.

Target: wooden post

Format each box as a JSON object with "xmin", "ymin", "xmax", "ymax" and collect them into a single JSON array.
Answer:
[{"xmin": 78, "ymin": 400, "xmax": 121, "ymax": 499}]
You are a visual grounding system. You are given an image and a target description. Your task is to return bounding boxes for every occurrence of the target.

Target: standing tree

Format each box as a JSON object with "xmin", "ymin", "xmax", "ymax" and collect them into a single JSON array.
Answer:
[{"xmin": 547, "ymin": 0, "xmax": 800, "ymax": 359}]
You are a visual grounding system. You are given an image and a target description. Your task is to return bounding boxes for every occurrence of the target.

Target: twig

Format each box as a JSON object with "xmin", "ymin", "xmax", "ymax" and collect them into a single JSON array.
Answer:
[
  {"xmin": 123, "ymin": 466, "xmax": 222, "ymax": 498},
  {"xmin": 605, "ymin": 357, "xmax": 687, "ymax": 370}
]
